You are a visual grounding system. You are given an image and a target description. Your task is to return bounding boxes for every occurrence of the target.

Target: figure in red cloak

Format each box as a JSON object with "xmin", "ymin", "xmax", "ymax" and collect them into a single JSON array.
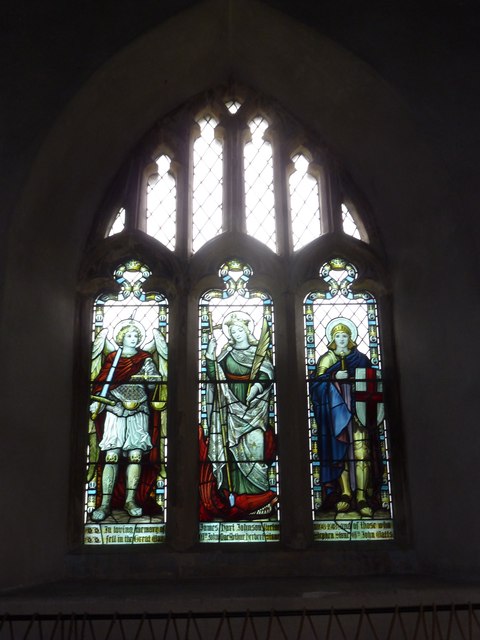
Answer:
[{"xmin": 89, "ymin": 321, "xmax": 165, "ymax": 521}]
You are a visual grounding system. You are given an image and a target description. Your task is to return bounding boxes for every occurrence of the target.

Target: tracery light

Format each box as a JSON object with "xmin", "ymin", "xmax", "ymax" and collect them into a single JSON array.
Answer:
[
  {"xmin": 107, "ymin": 207, "xmax": 126, "ymax": 237},
  {"xmin": 146, "ymin": 155, "xmax": 176, "ymax": 250},
  {"xmin": 225, "ymin": 99, "xmax": 242, "ymax": 114},
  {"xmin": 192, "ymin": 115, "xmax": 223, "ymax": 253},
  {"xmin": 342, "ymin": 203, "xmax": 361, "ymax": 239},
  {"xmin": 289, "ymin": 153, "xmax": 322, "ymax": 251},
  {"xmin": 244, "ymin": 117, "xmax": 276, "ymax": 251}
]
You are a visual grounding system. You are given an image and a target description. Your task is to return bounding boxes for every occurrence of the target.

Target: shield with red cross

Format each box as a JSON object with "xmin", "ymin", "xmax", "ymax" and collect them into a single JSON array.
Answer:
[{"xmin": 354, "ymin": 367, "xmax": 384, "ymax": 428}]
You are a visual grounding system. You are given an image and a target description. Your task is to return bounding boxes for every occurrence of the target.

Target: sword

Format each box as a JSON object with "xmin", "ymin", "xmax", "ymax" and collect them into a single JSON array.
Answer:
[{"xmin": 91, "ymin": 347, "xmax": 123, "ymax": 418}]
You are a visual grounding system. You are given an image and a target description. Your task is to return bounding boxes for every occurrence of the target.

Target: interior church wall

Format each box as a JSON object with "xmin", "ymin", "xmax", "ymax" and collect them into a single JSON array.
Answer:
[{"xmin": 0, "ymin": 0, "xmax": 478, "ymax": 591}]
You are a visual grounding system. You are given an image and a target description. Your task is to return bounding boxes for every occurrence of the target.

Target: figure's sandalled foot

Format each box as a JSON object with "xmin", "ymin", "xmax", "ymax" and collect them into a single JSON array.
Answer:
[
  {"xmin": 91, "ymin": 506, "xmax": 110, "ymax": 522},
  {"xmin": 125, "ymin": 501, "xmax": 142, "ymax": 517},
  {"xmin": 336, "ymin": 494, "xmax": 352, "ymax": 513},
  {"xmin": 357, "ymin": 500, "xmax": 373, "ymax": 517}
]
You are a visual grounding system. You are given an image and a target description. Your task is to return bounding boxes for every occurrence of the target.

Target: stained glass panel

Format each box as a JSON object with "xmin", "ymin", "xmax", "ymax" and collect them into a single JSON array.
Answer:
[
  {"xmin": 245, "ymin": 117, "xmax": 276, "ymax": 251},
  {"xmin": 342, "ymin": 203, "xmax": 361, "ymax": 239},
  {"xmin": 84, "ymin": 260, "xmax": 168, "ymax": 545},
  {"xmin": 304, "ymin": 258, "xmax": 393, "ymax": 542},
  {"xmin": 289, "ymin": 153, "xmax": 321, "ymax": 251},
  {"xmin": 198, "ymin": 260, "xmax": 279, "ymax": 543},
  {"xmin": 192, "ymin": 115, "xmax": 223, "ymax": 253},
  {"xmin": 146, "ymin": 155, "xmax": 176, "ymax": 250},
  {"xmin": 107, "ymin": 207, "xmax": 126, "ymax": 237}
]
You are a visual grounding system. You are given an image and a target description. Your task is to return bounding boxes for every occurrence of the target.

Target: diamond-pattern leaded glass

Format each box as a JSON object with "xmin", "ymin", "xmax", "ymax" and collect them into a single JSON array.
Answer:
[
  {"xmin": 304, "ymin": 258, "xmax": 393, "ymax": 542},
  {"xmin": 289, "ymin": 153, "xmax": 321, "ymax": 251},
  {"xmin": 225, "ymin": 99, "xmax": 242, "ymax": 114},
  {"xmin": 342, "ymin": 203, "xmax": 361, "ymax": 239},
  {"xmin": 146, "ymin": 155, "xmax": 176, "ymax": 250},
  {"xmin": 198, "ymin": 259, "xmax": 279, "ymax": 543},
  {"xmin": 192, "ymin": 115, "xmax": 223, "ymax": 253},
  {"xmin": 244, "ymin": 117, "xmax": 276, "ymax": 252},
  {"xmin": 108, "ymin": 207, "xmax": 126, "ymax": 237},
  {"xmin": 84, "ymin": 260, "xmax": 168, "ymax": 546}
]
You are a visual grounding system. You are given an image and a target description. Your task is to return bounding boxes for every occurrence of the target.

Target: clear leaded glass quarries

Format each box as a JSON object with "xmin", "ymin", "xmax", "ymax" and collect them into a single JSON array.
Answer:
[
  {"xmin": 244, "ymin": 117, "xmax": 276, "ymax": 251},
  {"xmin": 192, "ymin": 115, "xmax": 223, "ymax": 252},
  {"xmin": 103, "ymin": 89, "xmax": 369, "ymax": 255},
  {"xmin": 108, "ymin": 207, "xmax": 126, "ymax": 237},
  {"xmin": 146, "ymin": 155, "xmax": 177, "ymax": 250},
  {"xmin": 289, "ymin": 153, "xmax": 322, "ymax": 251},
  {"xmin": 342, "ymin": 203, "xmax": 361, "ymax": 239}
]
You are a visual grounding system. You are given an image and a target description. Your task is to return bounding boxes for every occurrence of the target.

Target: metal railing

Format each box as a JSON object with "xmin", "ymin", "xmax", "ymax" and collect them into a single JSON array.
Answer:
[{"xmin": 1, "ymin": 604, "xmax": 480, "ymax": 639}]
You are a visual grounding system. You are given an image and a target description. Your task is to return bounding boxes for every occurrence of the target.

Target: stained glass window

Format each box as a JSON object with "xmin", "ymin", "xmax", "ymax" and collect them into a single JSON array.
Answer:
[
  {"xmin": 192, "ymin": 114, "xmax": 223, "ymax": 253},
  {"xmin": 198, "ymin": 260, "xmax": 279, "ymax": 543},
  {"xmin": 342, "ymin": 203, "xmax": 361, "ymax": 239},
  {"xmin": 304, "ymin": 258, "xmax": 393, "ymax": 542},
  {"xmin": 89, "ymin": 88, "xmax": 390, "ymax": 550},
  {"xmin": 107, "ymin": 207, "xmax": 126, "ymax": 237},
  {"xmin": 244, "ymin": 117, "xmax": 276, "ymax": 251},
  {"xmin": 84, "ymin": 260, "xmax": 168, "ymax": 545},
  {"xmin": 146, "ymin": 155, "xmax": 177, "ymax": 250},
  {"xmin": 289, "ymin": 153, "xmax": 322, "ymax": 251}
]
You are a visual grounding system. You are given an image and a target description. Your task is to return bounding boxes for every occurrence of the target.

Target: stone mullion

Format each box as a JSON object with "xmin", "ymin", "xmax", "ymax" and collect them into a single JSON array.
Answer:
[
  {"xmin": 322, "ymin": 155, "xmax": 343, "ymax": 235},
  {"xmin": 173, "ymin": 126, "xmax": 193, "ymax": 259},
  {"xmin": 124, "ymin": 153, "xmax": 147, "ymax": 233},
  {"xmin": 273, "ymin": 286, "xmax": 313, "ymax": 549},
  {"xmin": 164, "ymin": 288, "xmax": 199, "ymax": 550},
  {"xmin": 270, "ymin": 128, "xmax": 291, "ymax": 256},
  {"xmin": 221, "ymin": 115, "xmax": 247, "ymax": 234}
]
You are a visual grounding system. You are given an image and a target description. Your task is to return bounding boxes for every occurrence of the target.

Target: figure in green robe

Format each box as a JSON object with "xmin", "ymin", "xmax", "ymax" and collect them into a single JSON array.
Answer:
[{"xmin": 205, "ymin": 313, "xmax": 274, "ymax": 496}]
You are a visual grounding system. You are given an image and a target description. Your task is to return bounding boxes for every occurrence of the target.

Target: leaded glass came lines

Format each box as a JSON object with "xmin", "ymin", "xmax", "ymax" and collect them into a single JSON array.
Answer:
[
  {"xmin": 225, "ymin": 99, "xmax": 242, "ymax": 114},
  {"xmin": 289, "ymin": 154, "xmax": 321, "ymax": 251},
  {"xmin": 146, "ymin": 155, "xmax": 177, "ymax": 250},
  {"xmin": 108, "ymin": 207, "xmax": 126, "ymax": 237},
  {"xmin": 198, "ymin": 260, "xmax": 280, "ymax": 543},
  {"xmin": 304, "ymin": 258, "xmax": 393, "ymax": 542},
  {"xmin": 342, "ymin": 203, "xmax": 361, "ymax": 239},
  {"xmin": 104, "ymin": 90, "xmax": 371, "ymax": 260},
  {"xmin": 192, "ymin": 115, "xmax": 223, "ymax": 253},
  {"xmin": 245, "ymin": 117, "xmax": 276, "ymax": 251},
  {"xmin": 84, "ymin": 260, "xmax": 168, "ymax": 546},
  {"xmin": 93, "ymin": 90, "xmax": 386, "ymax": 550}
]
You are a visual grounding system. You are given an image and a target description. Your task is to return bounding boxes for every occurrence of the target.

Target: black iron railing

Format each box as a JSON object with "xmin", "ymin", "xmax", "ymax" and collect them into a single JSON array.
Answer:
[{"xmin": 1, "ymin": 604, "xmax": 479, "ymax": 639}]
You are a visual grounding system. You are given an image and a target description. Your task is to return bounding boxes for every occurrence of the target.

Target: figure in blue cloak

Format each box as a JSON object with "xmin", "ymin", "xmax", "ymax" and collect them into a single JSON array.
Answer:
[{"xmin": 310, "ymin": 318, "xmax": 383, "ymax": 517}]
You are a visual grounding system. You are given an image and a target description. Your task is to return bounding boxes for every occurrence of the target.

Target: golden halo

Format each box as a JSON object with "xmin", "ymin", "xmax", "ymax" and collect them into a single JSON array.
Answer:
[
  {"xmin": 325, "ymin": 317, "xmax": 358, "ymax": 343},
  {"xmin": 113, "ymin": 318, "xmax": 146, "ymax": 347}
]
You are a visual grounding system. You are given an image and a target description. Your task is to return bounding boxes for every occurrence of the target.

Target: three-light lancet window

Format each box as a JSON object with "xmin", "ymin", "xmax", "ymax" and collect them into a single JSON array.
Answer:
[{"xmin": 83, "ymin": 88, "xmax": 394, "ymax": 546}]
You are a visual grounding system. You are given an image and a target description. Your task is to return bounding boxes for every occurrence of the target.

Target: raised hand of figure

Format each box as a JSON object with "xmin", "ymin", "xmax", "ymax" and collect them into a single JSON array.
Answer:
[
  {"xmin": 335, "ymin": 370, "xmax": 349, "ymax": 380},
  {"xmin": 206, "ymin": 336, "xmax": 217, "ymax": 358}
]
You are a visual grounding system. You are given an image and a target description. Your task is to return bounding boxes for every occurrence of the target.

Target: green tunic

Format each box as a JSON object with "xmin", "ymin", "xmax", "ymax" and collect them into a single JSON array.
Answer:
[{"xmin": 206, "ymin": 347, "xmax": 271, "ymax": 494}]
